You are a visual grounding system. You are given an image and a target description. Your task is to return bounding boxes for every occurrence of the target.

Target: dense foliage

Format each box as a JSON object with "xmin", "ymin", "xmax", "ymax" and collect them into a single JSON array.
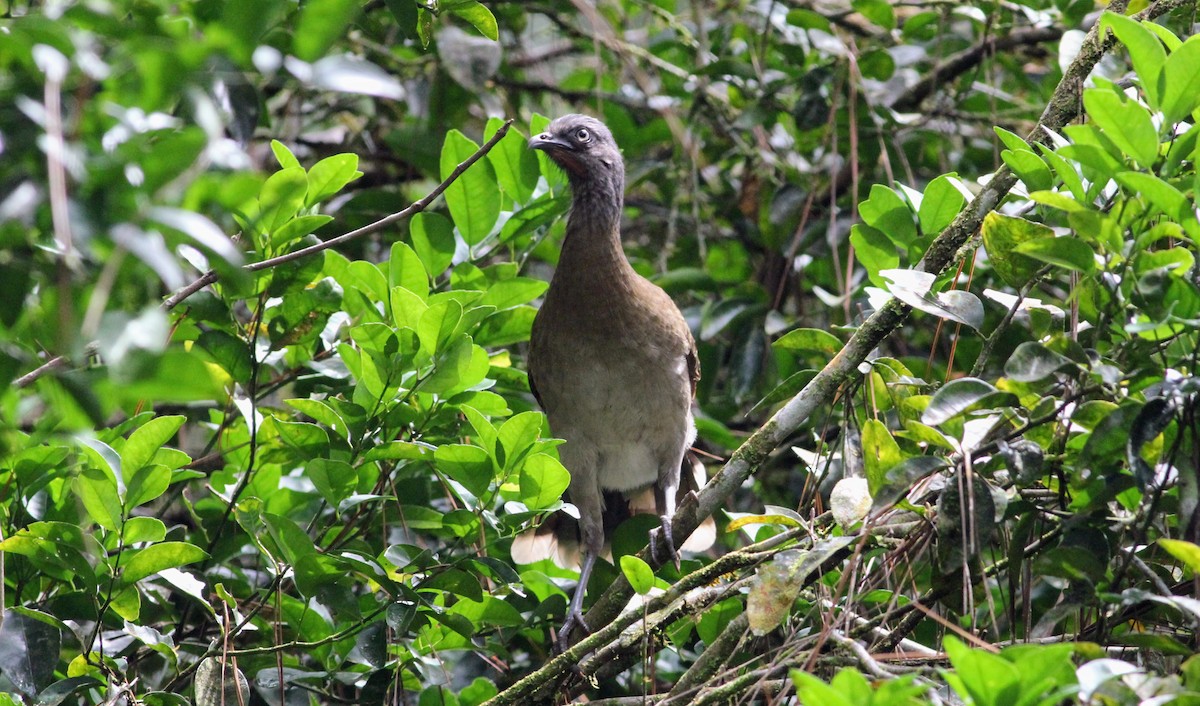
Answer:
[{"xmin": 2, "ymin": 0, "xmax": 1200, "ymax": 703}]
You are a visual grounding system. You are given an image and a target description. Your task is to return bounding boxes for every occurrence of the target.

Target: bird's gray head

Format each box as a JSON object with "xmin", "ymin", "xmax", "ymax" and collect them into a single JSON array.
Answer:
[{"xmin": 528, "ymin": 115, "xmax": 624, "ymax": 196}]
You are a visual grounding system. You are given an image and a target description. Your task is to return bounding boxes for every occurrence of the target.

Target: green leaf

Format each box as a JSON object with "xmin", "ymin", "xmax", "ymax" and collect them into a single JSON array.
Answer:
[
  {"xmin": 258, "ymin": 167, "xmax": 309, "ymax": 234},
  {"xmin": 498, "ymin": 411, "xmax": 543, "ymax": 468},
  {"xmin": 417, "ymin": 300, "xmax": 463, "ymax": 356},
  {"xmin": 922, "ymin": 378, "xmax": 1017, "ymax": 426},
  {"xmin": 849, "ymin": 224, "xmax": 898, "ymax": 288},
  {"xmin": 126, "ymin": 464, "xmax": 170, "ymax": 508},
  {"xmin": 519, "ymin": 453, "xmax": 570, "ymax": 510},
  {"xmin": 1159, "ymin": 37, "xmax": 1200, "ymax": 124},
  {"xmin": 918, "ymin": 174, "xmax": 966, "ymax": 235},
  {"xmin": 1013, "ymin": 236, "xmax": 1095, "ymax": 273},
  {"xmin": 305, "ymin": 153, "xmax": 361, "ymax": 206},
  {"xmin": 994, "ymin": 126, "xmax": 1034, "ymax": 153},
  {"xmin": 944, "ymin": 635, "xmax": 1022, "ymax": 706},
  {"xmin": 410, "ymin": 212, "xmax": 457, "ymax": 276},
  {"xmin": 123, "ymin": 517, "xmax": 167, "ymax": 544},
  {"xmin": 851, "ymin": 0, "xmax": 894, "ymax": 29},
  {"xmin": 620, "ymin": 555, "xmax": 655, "ymax": 595},
  {"xmin": 1115, "ymin": 171, "xmax": 1190, "ymax": 222},
  {"xmin": 480, "ymin": 278, "xmax": 547, "ymax": 310},
  {"xmin": 1082, "ymin": 87, "xmax": 1159, "ymax": 168},
  {"xmin": 1159, "ymin": 539, "xmax": 1200, "ymax": 573},
  {"xmin": 861, "ymin": 419, "xmax": 902, "ymax": 495},
  {"xmin": 285, "ymin": 398, "xmax": 350, "ymax": 442},
  {"xmin": 270, "ymin": 214, "xmax": 334, "ymax": 249},
  {"xmin": 293, "ymin": 0, "xmax": 361, "ymax": 61},
  {"xmin": 423, "ymin": 337, "xmax": 490, "ymax": 395},
  {"xmin": 440, "ymin": 130, "xmax": 501, "ymax": 245},
  {"xmin": 485, "ymin": 118, "xmax": 538, "ymax": 204},
  {"xmin": 858, "ymin": 184, "xmax": 916, "ymax": 246},
  {"xmin": 119, "ymin": 542, "xmax": 209, "ymax": 585},
  {"xmin": 792, "ymin": 667, "xmax": 859, "ymax": 706},
  {"xmin": 307, "ymin": 458, "xmax": 357, "ymax": 506},
  {"xmin": 1001, "ymin": 149, "xmax": 1054, "ymax": 192},
  {"xmin": 271, "ymin": 140, "xmax": 301, "ymax": 170},
  {"xmin": 435, "ymin": 444, "xmax": 494, "ymax": 497},
  {"xmin": 773, "ymin": 328, "xmax": 842, "ymax": 356},
  {"xmin": 1099, "ymin": 12, "xmax": 1166, "ymax": 109},
  {"xmin": 1004, "ymin": 342, "xmax": 1074, "ymax": 382},
  {"xmin": 981, "ymin": 212, "xmax": 1051, "ymax": 287},
  {"xmin": 1038, "ymin": 145, "xmax": 1087, "ymax": 201},
  {"xmin": 448, "ymin": 0, "xmax": 499, "ymax": 40},
  {"xmin": 390, "ymin": 241, "xmax": 430, "ymax": 300},
  {"xmin": 120, "ymin": 415, "xmax": 185, "ymax": 480},
  {"xmin": 75, "ymin": 459, "xmax": 123, "ymax": 531},
  {"xmin": 0, "ymin": 609, "xmax": 61, "ymax": 696}
]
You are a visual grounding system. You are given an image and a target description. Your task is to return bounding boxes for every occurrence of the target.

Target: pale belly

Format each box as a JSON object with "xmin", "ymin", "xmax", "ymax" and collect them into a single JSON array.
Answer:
[{"xmin": 538, "ymin": 344, "xmax": 694, "ymax": 493}]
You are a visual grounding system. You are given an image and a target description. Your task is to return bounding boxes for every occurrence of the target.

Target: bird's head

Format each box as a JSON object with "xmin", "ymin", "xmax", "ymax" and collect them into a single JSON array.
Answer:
[{"xmin": 528, "ymin": 115, "xmax": 623, "ymax": 190}]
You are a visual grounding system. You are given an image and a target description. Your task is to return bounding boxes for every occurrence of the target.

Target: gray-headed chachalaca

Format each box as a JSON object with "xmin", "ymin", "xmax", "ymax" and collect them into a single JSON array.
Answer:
[{"xmin": 512, "ymin": 115, "xmax": 713, "ymax": 647}]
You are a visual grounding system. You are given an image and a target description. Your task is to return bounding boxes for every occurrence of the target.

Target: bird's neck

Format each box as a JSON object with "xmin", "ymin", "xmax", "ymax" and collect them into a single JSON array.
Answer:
[{"xmin": 559, "ymin": 182, "xmax": 634, "ymax": 283}]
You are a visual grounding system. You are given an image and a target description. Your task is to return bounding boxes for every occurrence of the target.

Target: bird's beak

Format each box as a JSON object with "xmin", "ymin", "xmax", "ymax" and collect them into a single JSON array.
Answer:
[
  {"xmin": 529, "ymin": 132, "xmax": 586, "ymax": 177},
  {"xmin": 528, "ymin": 133, "xmax": 573, "ymax": 153}
]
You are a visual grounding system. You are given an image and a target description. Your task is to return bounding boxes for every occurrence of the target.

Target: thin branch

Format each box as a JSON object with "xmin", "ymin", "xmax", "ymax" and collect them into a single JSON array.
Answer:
[
  {"xmin": 891, "ymin": 27, "xmax": 1065, "ymax": 113},
  {"xmin": 15, "ymin": 119, "xmax": 514, "ymax": 389}
]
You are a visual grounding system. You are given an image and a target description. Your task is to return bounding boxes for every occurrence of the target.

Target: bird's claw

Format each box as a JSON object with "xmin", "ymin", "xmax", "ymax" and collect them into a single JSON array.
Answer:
[
  {"xmin": 650, "ymin": 514, "xmax": 681, "ymax": 569},
  {"xmin": 555, "ymin": 608, "xmax": 591, "ymax": 653}
]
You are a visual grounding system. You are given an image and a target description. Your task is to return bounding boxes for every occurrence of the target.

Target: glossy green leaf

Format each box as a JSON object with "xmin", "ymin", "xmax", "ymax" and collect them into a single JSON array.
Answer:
[
  {"xmin": 922, "ymin": 378, "xmax": 1017, "ymax": 426},
  {"xmin": 519, "ymin": 453, "xmax": 570, "ymax": 510},
  {"xmin": 849, "ymin": 224, "xmax": 898, "ymax": 287},
  {"xmin": 1083, "ymin": 88, "xmax": 1159, "ymax": 168},
  {"xmin": 918, "ymin": 174, "xmax": 966, "ymax": 235},
  {"xmin": 1099, "ymin": 12, "xmax": 1166, "ymax": 109},
  {"xmin": 858, "ymin": 184, "xmax": 916, "ymax": 246},
  {"xmin": 75, "ymin": 464, "xmax": 123, "ymax": 532},
  {"xmin": 435, "ymin": 443, "xmax": 494, "ymax": 497},
  {"xmin": 126, "ymin": 463, "xmax": 170, "ymax": 508},
  {"xmin": 1013, "ymin": 236, "xmax": 1095, "ymax": 273},
  {"xmin": 448, "ymin": 0, "xmax": 498, "ymax": 40},
  {"xmin": 1004, "ymin": 342, "xmax": 1074, "ymax": 382},
  {"xmin": 773, "ymin": 327, "xmax": 842, "ymax": 356},
  {"xmin": 1159, "ymin": 37, "xmax": 1200, "ymax": 124},
  {"xmin": 861, "ymin": 419, "xmax": 902, "ymax": 494},
  {"xmin": 410, "ymin": 212, "xmax": 457, "ymax": 276},
  {"xmin": 0, "ymin": 609, "xmax": 61, "ymax": 696},
  {"xmin": 620, "ymin": 555, "xmax": 655, "ymax": 595},
  {"xmin": 440, "ymin": 130, "xmax": 501, "ymax": 245},
  {"xmin": 390, "ymin": 241, "xmax": 430, "ymax": 300},
  {"xmin": 1001, "ymin": 149, "xmax": 1054, "ymax": 192},
  {"xmin": 485, "ymin": 117, "xmax": 538, "ymax": 204},
  {"xmin": 305, "ymin": 153, "xmax": 361, "ymax": 206},
  {"xmin": 120, "ymin": 415, "xmax": 184, "ymax": 480},
  {"xmin": 119, "ymin": 542, "xmax": 209, "ymax": 585},
  {"xmin": 1159, "ymin": 539, "xmax": 1200, "ymax": 573}
]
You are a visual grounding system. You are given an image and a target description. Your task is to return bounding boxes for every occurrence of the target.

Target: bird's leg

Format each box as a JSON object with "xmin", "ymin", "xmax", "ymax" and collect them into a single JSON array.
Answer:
[
  {"xmin": 557, "ymin": 550, "xmax": 596, "ymax": 651},
  {"xmin": 650, "ymin": 484, "xmax": 681, "ymax": 569}
]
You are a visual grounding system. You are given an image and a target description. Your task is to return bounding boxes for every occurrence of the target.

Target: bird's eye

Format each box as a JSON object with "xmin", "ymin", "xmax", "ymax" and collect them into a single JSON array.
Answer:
[{"xmin": 575, "ymin": 128, "xmax": 591, "ymax": 142}]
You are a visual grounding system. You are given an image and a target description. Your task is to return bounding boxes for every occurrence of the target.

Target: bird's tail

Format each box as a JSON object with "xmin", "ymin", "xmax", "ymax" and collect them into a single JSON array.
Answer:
[{"xmin": 510, "ymin": 453, "xmax": 717, "ymax": 570}]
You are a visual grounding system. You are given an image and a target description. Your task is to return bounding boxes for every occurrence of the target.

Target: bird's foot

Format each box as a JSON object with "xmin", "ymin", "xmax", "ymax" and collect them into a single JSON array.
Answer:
[
  {"xmin": 555, "ymin": 608, "xmax": 591, "ymax": 654},
  {"xmin": 649, "ymin": 514, "xmax": 681, "ymax": 569}
]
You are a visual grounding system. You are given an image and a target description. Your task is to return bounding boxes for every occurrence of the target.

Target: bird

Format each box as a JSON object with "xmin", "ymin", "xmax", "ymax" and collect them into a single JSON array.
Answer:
[{"xmin": 514, "ymin": 114, "xmax": 710, "ymax": 648}]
